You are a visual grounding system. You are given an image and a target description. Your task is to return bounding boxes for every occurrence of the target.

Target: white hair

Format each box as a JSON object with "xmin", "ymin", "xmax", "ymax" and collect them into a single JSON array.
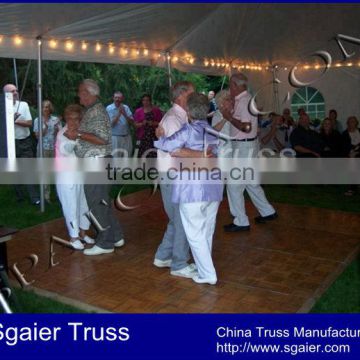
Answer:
[
  {"xmin": 230, "ymin": 73, "xmax": 248, "ymax": 88},
  {"xmin": 171, "ymin": 81, "xmax": 194, "ymax": 101},
  {"xmin": 187, "ymin": 93, "xmax": 209, "ymax": 120},
  {"xmin": 81, "ymin": 79, "xmax": 100, "ymax": 96}
]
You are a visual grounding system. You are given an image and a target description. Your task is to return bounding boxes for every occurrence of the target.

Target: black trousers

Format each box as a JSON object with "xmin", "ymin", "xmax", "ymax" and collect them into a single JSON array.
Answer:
[
  {"xmin": 84, "ymin": 184, "xmax": 124, "ymax": 249},
  {"xmin": 15, "ymin": 136, "xmax": 39, "ymax": 203}
]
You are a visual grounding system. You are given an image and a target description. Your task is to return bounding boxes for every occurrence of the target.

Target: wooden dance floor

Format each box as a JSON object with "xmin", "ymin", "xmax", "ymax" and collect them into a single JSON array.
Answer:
[{"xmin": 7, "ymin": 190, "xmax": 360, "ymax": 313}]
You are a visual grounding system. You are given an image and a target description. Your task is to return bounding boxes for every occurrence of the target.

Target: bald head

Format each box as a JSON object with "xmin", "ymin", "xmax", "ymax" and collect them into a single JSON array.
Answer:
[{"xmin": 3, "ymin": 84, "xmax": 19, "ymax": 104}]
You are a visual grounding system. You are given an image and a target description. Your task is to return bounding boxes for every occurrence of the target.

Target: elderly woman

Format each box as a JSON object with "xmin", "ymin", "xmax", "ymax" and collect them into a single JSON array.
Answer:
[
  {"xmin": 133, "ymin": 94, "xmax": 162, "ymax": 158},
  {"xmin": 33, "ymin": 100, "xmax": 61, "ymax": 202},
  {"xmin": 55, "ymin": 104, "xmax": 93, "ymax": 250},
  {"xmin": 154, "ymin": 93, "xmax": 223, "ymax": 285}
]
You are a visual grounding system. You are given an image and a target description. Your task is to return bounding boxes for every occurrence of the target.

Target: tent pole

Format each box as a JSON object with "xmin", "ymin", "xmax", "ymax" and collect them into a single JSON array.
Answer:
[
  {"xmin": 272, "ymin": 66, "xmax": 280, "ymax": 113},
  {"xmin": 37, "ymin": 36, "xmax": 45, "ymax": 213},
  {"xmin": 13, "ymin": 59, "xmax": 18, "ymax": 89},
  {"xmin": 165, "ymin": 51, "xmax": 172, "ymax": 101}
]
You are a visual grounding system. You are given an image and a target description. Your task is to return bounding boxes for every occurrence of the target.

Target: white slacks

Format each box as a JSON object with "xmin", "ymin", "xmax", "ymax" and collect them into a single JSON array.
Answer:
[
  {"xmin": 56, "ymin": 184, "xmax": 90, "ymax": 238},
  {"xmin": 227, "ymin": 140, "xmax": 275, "ymax": 226},
  {"xmin": 179, "ymin": 201, "xmax": 220, "ymax": 280}
]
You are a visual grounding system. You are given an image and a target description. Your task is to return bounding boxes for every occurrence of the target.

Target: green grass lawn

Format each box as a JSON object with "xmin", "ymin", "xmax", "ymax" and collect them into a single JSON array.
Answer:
[{"xmin": 1, "ymin": 184, "xmax": 359, "ymax": 313}]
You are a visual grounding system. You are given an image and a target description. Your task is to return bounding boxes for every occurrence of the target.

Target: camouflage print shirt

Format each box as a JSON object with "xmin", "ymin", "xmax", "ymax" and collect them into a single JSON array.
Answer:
[{"xmin": 75, "ymin": 101, "xmax": 112, "ymax": 158}]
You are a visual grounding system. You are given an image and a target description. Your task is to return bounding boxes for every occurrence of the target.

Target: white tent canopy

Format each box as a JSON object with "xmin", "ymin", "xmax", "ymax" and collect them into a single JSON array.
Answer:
[
  {"xmin": 1, "ymin": 3, "xmax": 360, "ymax": 120},
  {"xmin": 1, "ymin": 3, "xmax": 360, "ymax": 74}
]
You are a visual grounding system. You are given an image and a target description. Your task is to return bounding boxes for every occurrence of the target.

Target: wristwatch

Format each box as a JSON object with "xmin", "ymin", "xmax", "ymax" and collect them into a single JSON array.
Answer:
[{"xmin": 77, "ymin": 132, "xmax": 82, "ymax": 140}]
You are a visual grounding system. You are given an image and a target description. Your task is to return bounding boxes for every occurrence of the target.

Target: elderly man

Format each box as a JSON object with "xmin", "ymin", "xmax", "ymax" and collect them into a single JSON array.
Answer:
[
  {"xmin": 154, "ymin": 81, "xmax": 200, "ymax": 279},
  {"xmin": 106, "ymin": 91, "xmax": 133, "ymax": 157},
  {"xmin": 3, "ymin": 84, "xmax": 40, "ymax": 205},
  {"xmin": 221, "ymin": 73, "xmax": 277, "ymax": 231},
  {"xmin": 65, "ymin": 79, "xmax": 124, "ymax": 255}
]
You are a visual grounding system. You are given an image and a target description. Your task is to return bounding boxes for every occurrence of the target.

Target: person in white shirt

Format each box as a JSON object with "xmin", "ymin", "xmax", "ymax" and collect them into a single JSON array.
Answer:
[
  {"xmin": 55, "ymin": 104, "xmax": 93, "ymax": 250},
  {"xmin": 106, "ymin": 91, "xmax": 134, "ymax": 158},
  {"xmin": 220, "ymin": 74, "xmax": 277, "ymax": 232},
  {"xmin": 3, "ymin": 83, "xmax": 40, "ymax": 205},
  {"xmin": 153, "ymin": 81, "xmax": 199, "ymax": 279}
]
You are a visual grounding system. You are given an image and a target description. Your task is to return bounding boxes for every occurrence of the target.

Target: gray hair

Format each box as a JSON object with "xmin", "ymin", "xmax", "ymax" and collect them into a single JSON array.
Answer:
[
  {"xmin": 81, "ymin": 79, "xmax": 100, "ymax": 96},
  {"xmin": 230, "ymin": 73, "xmax": 248, "ymax": 88},
  {"xmin": 171, "ymin": 81, "xmax": 194, "ymax": 101},
  {"xmin": 215, "ymin": 89, "xmax": 231, "ymax": 109},
  {"xmin": 187, "ymin": 93, "xmax": 209, "ymax": 120}
]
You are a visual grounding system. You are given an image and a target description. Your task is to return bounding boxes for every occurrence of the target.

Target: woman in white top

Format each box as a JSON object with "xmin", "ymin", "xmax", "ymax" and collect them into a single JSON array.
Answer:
[{"xmin": 55, "ymin": 104, "xmax": 93, "ymax": 250}]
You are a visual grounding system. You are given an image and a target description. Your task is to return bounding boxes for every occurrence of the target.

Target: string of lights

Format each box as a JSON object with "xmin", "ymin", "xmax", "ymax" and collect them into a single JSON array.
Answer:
[{"xmin": 1, "ymin": 35, "xmax": 359, "ymax": 72}]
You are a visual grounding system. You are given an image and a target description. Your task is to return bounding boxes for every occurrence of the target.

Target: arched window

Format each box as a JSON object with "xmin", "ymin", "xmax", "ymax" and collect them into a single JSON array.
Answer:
[{"xmin": 291, "ymin": 86, "xmax": 325, "ymax": 120}]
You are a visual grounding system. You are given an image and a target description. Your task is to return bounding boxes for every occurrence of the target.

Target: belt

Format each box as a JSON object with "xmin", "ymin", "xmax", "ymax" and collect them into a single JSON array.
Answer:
[
  {"xmin": 231, "ymin": 137, "xmax": 257, "ymax": 142},
  {"xmin": 113, "ymin": 134, "xmax": 128, "ymax": 137},
  {"xmin": 15, "ymin": 135, "xmax": 31, "ymax": 142}
]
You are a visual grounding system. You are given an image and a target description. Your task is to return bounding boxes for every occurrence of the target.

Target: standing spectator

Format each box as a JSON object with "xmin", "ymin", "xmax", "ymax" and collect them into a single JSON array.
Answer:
[
  {"xmin": 221, "ymin": 73, "xmax": 277, "ymax": 232},
  {"xmin": 319, "ymin": 118, "xmax": 343, "ymax": 158},
  {"xmin": 106, "ymin": 91, "xmax": 133, "ymax": 157},
  {"xmin": 290, "ymin": 113, "xmax": 324, "ymax": 157},
  {"xmin": 65, "ymin": 79, "xmax": 125, "ymax": 255},
  {"xmin": 3, "ymin": 84, "xmax": 40, "ymax": 205},
  {"xmin": 55, "ymin": 104, "xmax": 93, "ymax": 250},
  {"xmin": 342, "ymin": 116, "xmax": 360, "ymax": 196},
  {"xmin": 207, "ymin": 90, "xmax": 217, "ymax": 124},
  {"xmin": 133, "ymin": 94, "xmax": 162, "ymax": 158},
  {"xmin": 33, "ymin": 100, "xmax": 61, "ymax": 202}
]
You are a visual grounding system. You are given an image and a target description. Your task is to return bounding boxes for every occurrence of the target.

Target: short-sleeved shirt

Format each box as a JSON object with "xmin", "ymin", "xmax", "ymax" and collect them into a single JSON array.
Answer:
[
  {"xmin": 14, "ymin": 101, "xmax": 32, "ymax": 140},
  {"xmin": 231, "ymin": 91, "xmax": 258, "ymax": 140},
  {"xmin": 75, "ymin": 101, "xmax": 112, "ymax": 158},
  {"xmin": 106, "ymin": 103, "xmax": 132, "ymax": 136},
  {"xmin": 33, "ymin": 115, "xmax": 61, "ymax": 150},
  {"xmin": 157, "ymin": 103, "xmax": 188, "ymax": 159}
]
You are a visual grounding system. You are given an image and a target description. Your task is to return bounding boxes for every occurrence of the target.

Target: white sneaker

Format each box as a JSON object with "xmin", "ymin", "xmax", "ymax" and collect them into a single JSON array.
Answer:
[
  {"xmin": 171, "ymin": 264, "xmax": 198, "ymax": 279},
  {"xmin": 153, "ymin": 258, "xmax": 172, "ymax": 268},
  {"xmin": 114, "ymin": 239, "xmax": 125, "ymax": 248},
  {"xmin": 83, "ymin": 245, "xmax": 114, "ymax": 256},
  {"xmin": 70, "ymin": 239, "xmax": 84, "ymax": 250},
  {"xmin": 81, "ymin": 235, "xmax": 95, "ymax": 245},
  {"xmin": 192, "ymin": 275, "xmax": 217, "ymax": 285}
]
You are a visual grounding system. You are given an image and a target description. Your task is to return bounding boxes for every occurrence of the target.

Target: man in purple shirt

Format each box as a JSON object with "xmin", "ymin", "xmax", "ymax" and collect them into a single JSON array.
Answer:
[{"xmin": 155, "ymin": 93, "xmax": 223, "ymax": 285}]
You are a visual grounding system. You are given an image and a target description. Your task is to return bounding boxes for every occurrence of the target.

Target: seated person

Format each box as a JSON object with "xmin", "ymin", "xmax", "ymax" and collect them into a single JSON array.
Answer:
[
  {"xmin": 319, "ymin": 118, "xmax": 343, "ymax": 157},
  {"xmin": 290, "ymin": 113, "xmax": 324, "ymax": 157},
  {"xmin": 259, "ymin": 113, "xmax": 287, "ymax": 155},
  {"xmin": 342, "ymin": 116, "xmax": 360, "ymax": 196},
  {"xmin": 154, "ymin": 93, "xmax": 223, "ymax": 285}
]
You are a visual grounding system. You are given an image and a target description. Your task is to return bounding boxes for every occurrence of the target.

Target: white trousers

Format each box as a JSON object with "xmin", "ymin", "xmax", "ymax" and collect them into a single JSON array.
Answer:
[
  {"xmin": 56, "ymin": 184, "xmax": 90, "ymax": 238},
  {"xmin": 179, "ymin": 201, "xmax": 220, "ymax": 280},
  {"xmin": 227, "ymin": 140, "xmax": 275, "ymax": 226}
]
